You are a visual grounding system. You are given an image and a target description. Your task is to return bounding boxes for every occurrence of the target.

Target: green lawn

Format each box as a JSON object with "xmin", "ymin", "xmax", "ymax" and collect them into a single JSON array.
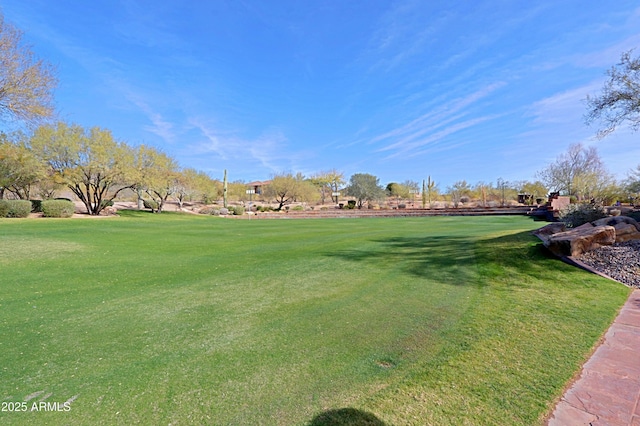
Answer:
[{"xmin": 0, "ymin": 212, "xmax": 630, "ymax": 425}]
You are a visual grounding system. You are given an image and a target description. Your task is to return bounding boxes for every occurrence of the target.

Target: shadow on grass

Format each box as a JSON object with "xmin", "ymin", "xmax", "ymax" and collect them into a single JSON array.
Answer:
[
  {"xmin": 307, "ymin": 408, "xmax": 387, "ymax": 426},
  {"xmin": 325, "ymin": 235, "xmax": 475, "ymax": 284},
  {"xmin": 324, "ymin": 230, "xmax": 554, "ymax": 287}
]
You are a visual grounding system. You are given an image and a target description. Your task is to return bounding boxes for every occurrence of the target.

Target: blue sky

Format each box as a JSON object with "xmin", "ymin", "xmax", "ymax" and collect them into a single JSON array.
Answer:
[{"xmin": 3, "ymin": 1, "xmax": 640, "ymax": 189}]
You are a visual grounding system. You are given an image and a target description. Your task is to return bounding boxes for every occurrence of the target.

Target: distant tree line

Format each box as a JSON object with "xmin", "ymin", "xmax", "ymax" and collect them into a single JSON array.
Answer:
[{"xmin": 4, "ymin": 121, "xmax": 640, "ymax": 215}]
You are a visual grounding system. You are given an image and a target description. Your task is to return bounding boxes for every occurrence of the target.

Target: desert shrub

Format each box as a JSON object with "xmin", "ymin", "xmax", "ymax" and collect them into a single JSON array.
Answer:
[
  {"xmin": 0, "ymin": 201, "xmax": 9, "ymax": 217},
  {"xmin": 346, "ymin": 200, "xmax": 357, "ymax": 209},
  {"xmin": 143, "ymin": 199, "xmax": 159, "ymax": 212},
  {"xmin": 200, "ymin": 208, "xmax": 222, "ymax": 216},
  {"xmin": 291, "ymin": 205, "xmax": 304, "ymax": 211},
  {"xmin": 41, "ymin": 200, "xmax": 75, "ymax": 218},
  {"xmin": 0, "ymin": 200, "xmax": 32, "ymax": 218},
  {"xmin": 231, "ymin": 206, "xmax": 245, "ymax": 215},
  {"xmin": 559, "ymin": 203, "xmax": 607, "ymax": 228},
  {"xmin": 30, "ymin": 200, "xmax": 43, "ymax": 213},
  {"xmin": 10, "ymin": 200, "xmax": 32, "ymax": 217},
  {"xmin": 100, "ymin": 199, "xmax": 114, "ymax": 209},
  {"xmin": 198, "ymin": 207, "xmax": 217, "ymax": 215}
]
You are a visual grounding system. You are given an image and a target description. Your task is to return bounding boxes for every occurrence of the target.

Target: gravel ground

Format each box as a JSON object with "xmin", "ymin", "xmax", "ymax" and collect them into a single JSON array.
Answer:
[{"xmin": 577, "ymin": 240, "xmax": 640, "ymax": 288}]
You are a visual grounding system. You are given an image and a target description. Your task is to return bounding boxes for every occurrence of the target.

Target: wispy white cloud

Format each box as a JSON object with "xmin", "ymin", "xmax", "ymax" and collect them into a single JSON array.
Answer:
[
  {"xmin": 520, "ymin": 79, "xmax": 640, "ymax": 180},
  {"xmin": 571, "ymin": 33, "xmax": 640, "ymax": 69},
  {"xmin": 369, "ymin": 82, "xmax": 505, "ymax": 158},
  {"xmin": 248, "ymin": 128, "xmax": 289, "ymax": 172},
  {"xmin": 360, "ymin": 1, "xmax": 450, "ymax": 73},
  {"xmin": 126, "ymin": 95, "xmax": 176, "ymax": 144},
  {"xmin": 188, "ymin": 118, "xmax": 228, "ymax": 160},
  {"xmin": 384, "ymin": 115, "xmax": 500, "ymax": 160},
  {"xmin": 9, "ymin": 11, "xmax": 181, "ymax": 144},
  {"xmin": 186, "ymin": 118, "xmax": 308, "ymax": 176}
]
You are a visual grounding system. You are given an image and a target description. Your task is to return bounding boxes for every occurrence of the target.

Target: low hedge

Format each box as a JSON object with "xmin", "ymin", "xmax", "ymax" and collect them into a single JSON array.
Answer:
[
  {"xmin": 41, "ymin": 199, "xmax": 75, "ymax": 218},
  {"xmin": 0, "ymin": 200, "xmax": 32, "ymax": 218}
]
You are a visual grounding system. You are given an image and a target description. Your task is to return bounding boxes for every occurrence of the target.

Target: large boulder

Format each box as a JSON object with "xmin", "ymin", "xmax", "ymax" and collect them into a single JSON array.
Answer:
[
  {"xmin": 532, "ymin": 223, "xmax": 566, "ymax": 245},
  {"xmin": 591, "ymin": 216, "xmax": 640, "ymax": 242},
  {"xmin": 542, "ymin": 223, "xmax": 616, "ymax": 257}
]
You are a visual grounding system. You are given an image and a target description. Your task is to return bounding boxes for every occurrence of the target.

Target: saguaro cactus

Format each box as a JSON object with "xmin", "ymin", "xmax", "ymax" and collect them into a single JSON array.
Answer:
[
  {"xmin": 223, "ymin": 169, "xmax": 228, "ymax": 208},
  {"xmin": 427, "ymin": 176, "xmax": 436, "ymax": 208}
]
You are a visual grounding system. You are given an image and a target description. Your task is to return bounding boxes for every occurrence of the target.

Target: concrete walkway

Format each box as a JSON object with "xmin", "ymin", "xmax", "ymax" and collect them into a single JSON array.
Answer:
[{"xmin": 547, "ymin": 289, "xmax": 640, "ymax": 426}]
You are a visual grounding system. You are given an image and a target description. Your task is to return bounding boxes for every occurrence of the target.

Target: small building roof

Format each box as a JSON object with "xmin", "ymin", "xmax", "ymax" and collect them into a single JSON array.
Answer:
[{"xmin": 247, "ymin": 180, "xmax": 272, "ymax": 187}]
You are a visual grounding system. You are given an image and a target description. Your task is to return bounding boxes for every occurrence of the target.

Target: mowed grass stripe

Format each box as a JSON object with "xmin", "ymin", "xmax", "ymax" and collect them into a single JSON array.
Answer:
[{"xmin": 0, "ymin": 213, "xmax": 629, "ymax": 425}]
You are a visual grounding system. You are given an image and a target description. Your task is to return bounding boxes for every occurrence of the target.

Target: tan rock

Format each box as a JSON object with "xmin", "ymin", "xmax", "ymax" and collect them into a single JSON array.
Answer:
[
  {"xmin": 532, "ymin": 223, "xmax": 566, "ymax": 245},
  {"xmin": 591, "ymin": 216, "xmax": 640, "ymax": 242},
  {"xmin": 612, "ymin": 223, "xmax": 640, "ymax": 242},
  {"xmin": 592, "ymin": 215, "xmax": 640, "ymax": 229},
  {"xmin": 545, "ymin": 225, "xmax": 616, "ymax": 257}
]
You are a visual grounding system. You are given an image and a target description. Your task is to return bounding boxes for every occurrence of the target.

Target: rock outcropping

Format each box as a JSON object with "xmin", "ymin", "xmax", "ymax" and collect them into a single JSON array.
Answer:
[
  {"xmin": 533, "ymin": 215, "xmax": 640, "ymax": 257},
  {"xmin": 591, "ymin": 216, "xmax": 640, "ymax": 242}
]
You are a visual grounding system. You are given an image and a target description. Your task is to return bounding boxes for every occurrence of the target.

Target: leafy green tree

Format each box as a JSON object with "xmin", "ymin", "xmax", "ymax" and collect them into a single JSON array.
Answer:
[
  {"xmin": 30, "ymin": 122, "xmax": 133, "ymax": 215},
  {"xmin": 310, "ymin": 170, "xmax": 345, "ymax": 204},
  {"xmin": 265, "ymin": 172, "xmax": 315, "ymax": 210},
  {"xmin": 386, "ymin": 182, "xmax": 407, "ymax": 204},
  {"xmin": 228, "ymin": 181, "xmax": 250, "ymax": 202},
  {"xmin": 265, "ymin": 173, "xmax": 298, "ymax": 210},
  {"xmin": 35, "ymin": 173, "xmax": 63, "ymax": 200},
  {"xmin": 520, "ymin": 181, "xmax": 548, "ymax": 205},
  {"xmin": 387, "ymin": 181, "xmax": 418, "ymax": 206},
  {"xmin": 131, "ymin": 144, "xmax": 154, "ymax": 209},
  {"xmin": 585, "ymin": 50, "xmax": 640, "ymax": 138},
  {"xmin": 172, "ymin": 168, "xmax": 200, "ymax": 210},
  {"xmin": 296, "ymin": 177, "xmax": 320, "ymax": 205},
  {"xmin": 0, "ymin": 12, "xmax": 57, "ymax": 124},
  {"xmin": 0, "ymin": 132, "xmax": 46, "ymax": 199},
  {"xmin": 447, "ymin": 180, "xmax": 471, "ymax": 208},
  {"xmin": 194, "ymin": 172, "xmax": 221, "ymax": 204},
  {"xmin": 133, "ymin": 145, "xmax": 178, "ymax": 213},
  {"xmin": 345, "ymin": 173, "xmax": 385, "ymax": 208}
]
